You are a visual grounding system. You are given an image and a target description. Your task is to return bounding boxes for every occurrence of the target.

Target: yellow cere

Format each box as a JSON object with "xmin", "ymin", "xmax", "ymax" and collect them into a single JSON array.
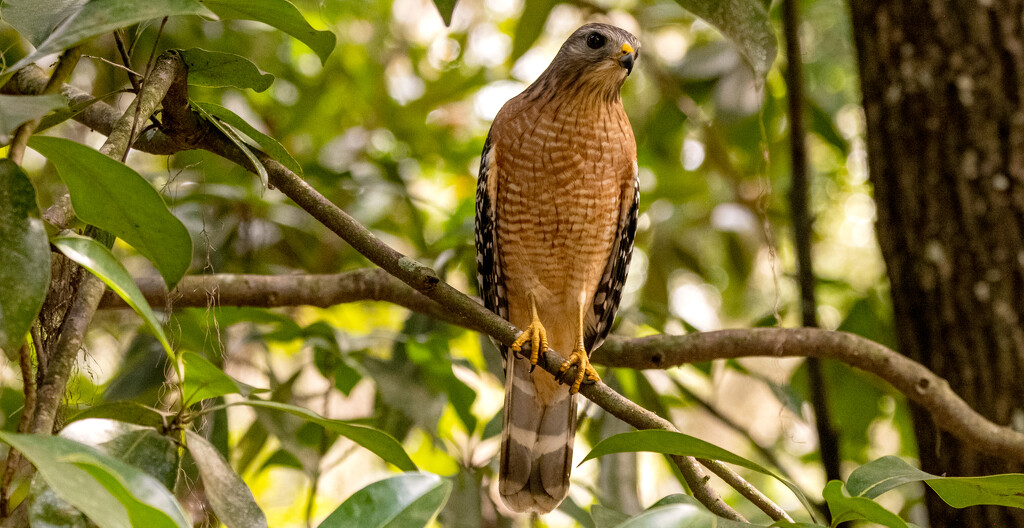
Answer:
[{"xmin": 622, "ymin": 43, "xmax": 634, "ymax": 54}]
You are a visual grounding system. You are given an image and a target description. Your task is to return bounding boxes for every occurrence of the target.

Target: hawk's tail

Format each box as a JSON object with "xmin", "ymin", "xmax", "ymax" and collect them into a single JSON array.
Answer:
[{"xmin": 498, "ymin": 354, "xmax": 577, "ymax": 513}]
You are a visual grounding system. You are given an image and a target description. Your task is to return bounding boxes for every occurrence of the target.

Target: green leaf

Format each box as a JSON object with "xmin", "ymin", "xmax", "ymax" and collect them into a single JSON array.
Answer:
[
  {"xmin": 182, "ymin": 351, "xmax": 264, "ymax": 404},
  {"xmin": 232, "ymin": 399, "xmax": 417, "ymax": 471},
  {"xmin": 582, "ymin": 430, "xmax": 816, "ymax": 518},
  {"xmin": 180, "ymin": 48, "xmax": 274, "ymax": 92},
  {"xmin": 614, "ymin": 503, "xmax": 765, "ymax": 527},
  {"xmin": 0, "ymin": 431, "xmax": 189, "ymax": 528},
  {"xmin": 675, "ymin": 0, "xmax": 778, "ymax": 76},
  {"xmin": 0, "ymin": 94, "xmax": 68, "ymax": 136},
  {"xmin": 29, "ymin": 136, "xmax": 193, "ymax": 288},
  {"xmin": 317, "ymin": 472, "xmax": 451, "ymax": 528},
  {"xmin": 66, "ymin": 453, "xmax": 189, "ymax": 528},
  {"xmin": 0, "ymin": 0, "xmax": 87, "ymax": 46},
  {"xmin": 846, "ymin": 456, "xmax": 1024, "ymax": 509},
  {"xmin": 192, "ymin": 102, "xmax": 269, "ymax": 185},
  {"xmin": 821, "ymin": 480, "xmax": 907, "ymax": 528},
  {"xmin": 61, "ymin": 419, "xmax": 179, "ymax": 490},
  {"xmin": 192, "ymin": 101, "xmax": 302, "ymax": 175},
  {"xmin": 510, "ymin": 0, "xmax": 554, "ymax": 61},
  {"xmin": 68, "ymin": 402, "xmax": 169, "ymax": 430},
  {"xmin": 430, "ymin": 0, "xmax": 456, "ymax": 26},
  {"xmin": 0, "ymin": 160, "xmax": 50, "ymax": 355},
  {"xmin": 51, "ymin": 234, "xmax": 175, "ymax": 363},
  {"xmin": 591, "ymin": 504, "xmax": 630, "ymax": 528},
  {"xmin": 185, "ymin": 430, "xmax": 267, "ymax": 528},
  {"xmin": 3, "ymin": 0, "xmax": 212, "ymax": 77},
  {"xmin": 200, "ymin": 0, "xmax": 336, "ymax": 64}
]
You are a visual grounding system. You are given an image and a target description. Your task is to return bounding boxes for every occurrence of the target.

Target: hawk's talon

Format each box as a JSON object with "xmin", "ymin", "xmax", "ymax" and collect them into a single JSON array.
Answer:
[
  {"xmin": 510, "ymin": 319, "xmax": 548, "ymax": 369},
  {"xmin": 558, "ymin": 345, "xmax": 600, "ymax": 394}
]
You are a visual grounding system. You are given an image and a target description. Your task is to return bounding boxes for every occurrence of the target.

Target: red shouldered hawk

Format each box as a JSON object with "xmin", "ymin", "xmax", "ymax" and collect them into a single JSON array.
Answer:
[{"xmin": 475, "ymin": 23, "xmax": 641, "ymax": 514}]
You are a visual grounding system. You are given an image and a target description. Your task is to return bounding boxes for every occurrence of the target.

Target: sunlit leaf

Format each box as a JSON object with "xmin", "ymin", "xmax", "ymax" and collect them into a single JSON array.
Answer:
[
  {"xmin": 61, "ymin": 419, "xmax": 178, "ymax": 490},
  {"xmin": 675, "ymin": 0, "xmax": 777, "ymax": 76},
  {"xmin": 185, "ymin": 430, "xmax": 267, "ymax": 528},
  {"xmin": 614, "ymin": 503, "xmax": 765, "ymax": 527},
  {"xmin": 591, "ymin": 504, "xmax": 629, "ymax": 528},
  {"xmin": 182, "ymin": 351, "xmax": 264, "ymax": 404},
  {"xmin": 68, "ymin": 402, "xmax": 168, "ymax": 429},
  {"xmin": 51, "ymin": 234, "xmax": 175, "ymax": 363},
  {"xmin": 0, "ymin": 160, "xmax": 50, "ymax": 356},
  {"xmin": 317, "ymin": 472, "xmax": 451, "ymax": 528},
  {"xmin": 200, "ymin": 0, "xmax": 336, "ymax": 64},
  {"xmin": 180, "ymin": 48, "xmax": 274, "ymax": 92},
  {"xmin": 822, "ymin": 480, "xmax": 907, "ymax": 528},
  {"xmin": 0, "ymin": 94, "xmax": 67, "ymax": 136},
  {"xmin": 582, "ymin": 430, "xmax": 816, "ymax": 518},
  {"xmin": 0, "ymin": 431, "xmax": 188, "ymax": 528},
  {"xmin": 232, "ymin": 399, "xmax": 417, "ymax": 471},
  {"xmin": 192, "ymin": 101, "xmax": 302, "ymax": 175},
  {"xmin": 3, "ymin": 0, "xmax": 212, "ymax": 77},
  {"xmin": 29, "ymin": 136, "xmax": 193, "ymax": 288}
]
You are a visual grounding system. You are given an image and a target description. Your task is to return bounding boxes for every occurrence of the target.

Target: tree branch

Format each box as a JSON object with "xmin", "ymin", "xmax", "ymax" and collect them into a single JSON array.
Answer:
[{"xmin": 28, "ymin": 52, "xmax": 185, "ymax": 436}]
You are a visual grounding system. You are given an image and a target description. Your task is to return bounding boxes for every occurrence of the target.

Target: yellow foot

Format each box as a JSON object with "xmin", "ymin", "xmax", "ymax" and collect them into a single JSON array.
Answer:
[
  {"xmin": 558, "ymin": 345, "xmax": 600, "ymax": 394},
  {"xmin": 510, "ymin": 319, "xmax": 548, "ymax": 370}
]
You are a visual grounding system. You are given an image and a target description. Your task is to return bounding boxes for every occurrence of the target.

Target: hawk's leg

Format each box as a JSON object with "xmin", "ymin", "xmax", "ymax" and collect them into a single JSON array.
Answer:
[
  {"xmin": 558, "ymin": 301, "xmax": 601, "ymax": 393},
  {"xmin": 509, "ymin": 293, "xmax": 549, "ymax": 370}
]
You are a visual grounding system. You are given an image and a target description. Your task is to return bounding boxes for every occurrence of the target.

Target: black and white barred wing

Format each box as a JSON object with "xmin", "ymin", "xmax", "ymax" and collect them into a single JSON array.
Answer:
[{"xmin": 585, "ymin": 166, "xmax": 639, "ymax": 352}]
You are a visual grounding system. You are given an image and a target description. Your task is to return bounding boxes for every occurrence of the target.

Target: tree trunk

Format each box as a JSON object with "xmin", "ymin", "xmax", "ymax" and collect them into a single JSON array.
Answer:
[{"xmin": 851, "ymin": 1, "xmax": 1024, "ymax": 525}]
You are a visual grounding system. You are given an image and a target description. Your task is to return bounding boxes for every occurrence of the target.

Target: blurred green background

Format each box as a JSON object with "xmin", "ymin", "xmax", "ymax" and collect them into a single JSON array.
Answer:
[{"xmin": 0, "ymin": 0, "xmax": 916, "ymax": 525}]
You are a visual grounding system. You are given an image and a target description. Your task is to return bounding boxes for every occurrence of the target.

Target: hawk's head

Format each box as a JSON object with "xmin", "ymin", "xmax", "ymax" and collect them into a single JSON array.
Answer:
[{"xmin": 534, "ymin": 23, "xmax": 641, "ymax": 103}]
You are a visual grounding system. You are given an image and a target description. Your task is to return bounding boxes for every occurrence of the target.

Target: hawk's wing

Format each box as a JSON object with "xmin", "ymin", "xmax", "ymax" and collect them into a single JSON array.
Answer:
[
  {"xmin": 474, "ymin": 133, "xmax": 510, "ymax": 359},
  {"xmin": 585, "ymin": 168, "xmax": 639, "ymax": 352}
]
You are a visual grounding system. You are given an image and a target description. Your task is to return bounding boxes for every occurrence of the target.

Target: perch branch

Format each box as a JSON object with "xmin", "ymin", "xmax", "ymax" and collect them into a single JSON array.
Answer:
[{"xmin": 6, "ymin": 47, "xmax": 81, "ymax": 164}]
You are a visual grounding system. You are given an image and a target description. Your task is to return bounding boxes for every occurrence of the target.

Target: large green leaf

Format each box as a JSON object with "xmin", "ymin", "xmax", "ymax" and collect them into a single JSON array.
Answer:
[
  {"xmin": 0, "ymin": 94, "xmax": 68, "ymax": 136},
  {"xmin": 582, "ymin": 430, "xmax": 815, "ymax": 517},
  {"xmin": 200, "ymin": 0, "xmax": 336, "ymax": 64},
  {"xmin": 231, "ymin": 399, "xmax": 417, "ymax": 471},
  {"xmin": 0, "ymin": 431, "xmax": 189, "ymax": 528},
  {"xmin": 846, "ymin": 456, "xmax": 1024, "ymax": 509},
  {"xmin": 192, "ymin": 101, "xmax": 302, "ymax": 175},
  {"xmin": 180, "ymin": 48, "xmax": 274, "ymax": 92},
  {"xmin": 185, "ymin": 431, "xmax": 267, "ymax": 528},
  {"xmin": 29, "ymin": 136, "xmax": 193, "ymax": 288},
  {"xmin": 0, "ymin": 0, "xmax": 87, "ymax": 46},
  {"xmin": 61, "ymin": 419, "xmax": 180, "ymax": 492},
  {"xmin": 675, "ymin": 0, "xmax": 777, "ymax": 76},
  {"xmin": 821, "ymin": 480, "xmax": 907, "ymax": 528},
  {"xmin": 0, "ymin": 159, "xmax": 50, "ymax": 355},
  {"xmin": 3, "ymin": 0, "xmax": 212, "ymax": 76},
  {"xmin": 51, "ymin": 234, "xmax": 175, "ymax": 363},
  {"xmin": 182, "ymin": 351, "xmax": 264, "ymax": 404},
  {"xmin": 317, "ymin": 472, "xmax": 451, "ymax": 528}
]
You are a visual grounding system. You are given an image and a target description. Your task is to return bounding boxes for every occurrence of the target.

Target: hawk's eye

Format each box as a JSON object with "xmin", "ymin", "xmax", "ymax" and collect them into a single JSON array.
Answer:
[{"xmin": 586, "ymin": 32, "xmax": 606, "ymax": 49}]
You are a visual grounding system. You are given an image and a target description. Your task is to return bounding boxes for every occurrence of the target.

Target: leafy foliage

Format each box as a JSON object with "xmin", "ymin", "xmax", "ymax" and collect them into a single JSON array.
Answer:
[{"xmin": 0, "ymin": 0, "xmax": 1018, "ymax": 526}]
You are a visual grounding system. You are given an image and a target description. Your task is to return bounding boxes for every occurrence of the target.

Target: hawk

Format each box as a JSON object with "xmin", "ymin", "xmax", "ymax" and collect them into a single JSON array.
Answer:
[{"xmin": 475, "ymin": 23, "xmax": 641, "ymax": 513}]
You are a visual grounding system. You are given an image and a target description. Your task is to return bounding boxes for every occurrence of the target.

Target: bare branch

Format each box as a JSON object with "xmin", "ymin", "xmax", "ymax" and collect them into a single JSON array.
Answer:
[{"xmin": 6, "ymin": 47, "xmax": 82, "ymax": 165}]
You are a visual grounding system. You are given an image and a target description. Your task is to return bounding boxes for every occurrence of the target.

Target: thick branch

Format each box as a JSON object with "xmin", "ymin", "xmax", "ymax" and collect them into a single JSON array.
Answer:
[{"xmin": 595, "ymin": 329, "xmax": 1024, "ymax": 463}]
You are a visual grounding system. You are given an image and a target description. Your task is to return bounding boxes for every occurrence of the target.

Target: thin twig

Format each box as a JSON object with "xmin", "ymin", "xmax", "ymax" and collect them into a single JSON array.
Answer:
[
  {"xmin": 113, "ymin": 30, "xmax": 142, "ymax": 91},
  {"xmin": 782, "ymin": 0, "xmax": 841, "ymax": 489},
  {"xmin": 699, "ymin": 458, "xmax": 794, "ymax": 522},
  {"xmin": 123, "ymin": 17, "xmax": 168, "ymax": 162}
]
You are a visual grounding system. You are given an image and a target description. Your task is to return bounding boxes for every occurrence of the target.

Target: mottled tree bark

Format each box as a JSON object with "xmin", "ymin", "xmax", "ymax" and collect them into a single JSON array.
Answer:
[{"xmin": 851, "ymin": 1, "xmax": 1024, "ymax": 526}]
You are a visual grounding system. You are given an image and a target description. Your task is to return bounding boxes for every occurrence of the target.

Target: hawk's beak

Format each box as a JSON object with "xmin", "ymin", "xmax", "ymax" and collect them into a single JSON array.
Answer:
[{"xmin": 619, "ymin": 43, "xmax": 635, "ymax": 75}]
